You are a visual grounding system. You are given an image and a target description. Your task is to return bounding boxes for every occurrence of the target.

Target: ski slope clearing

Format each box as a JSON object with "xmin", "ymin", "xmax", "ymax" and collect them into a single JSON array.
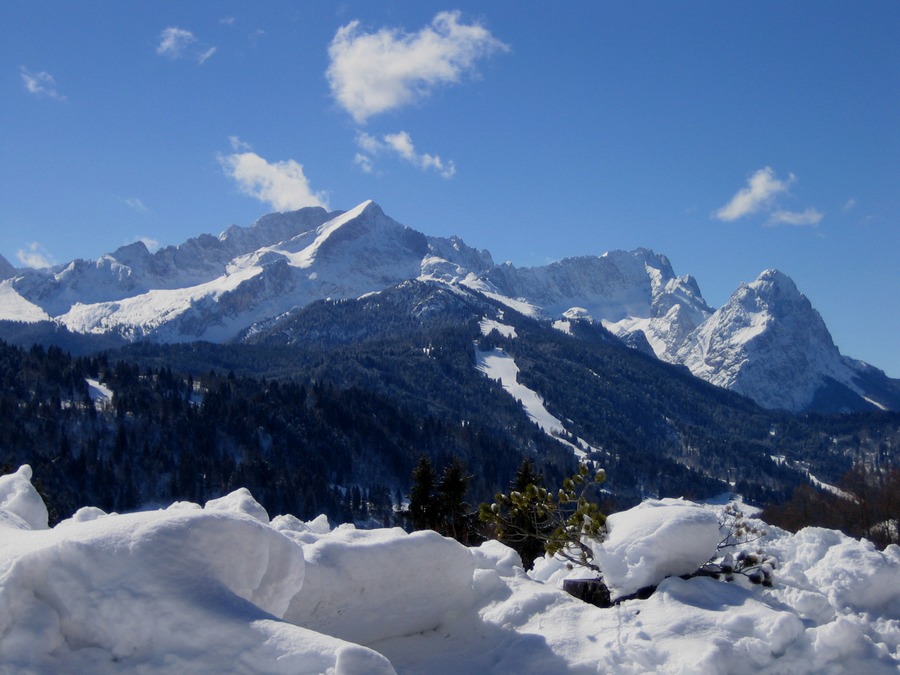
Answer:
[{"xmin": 1, "ymin": 466, "xmax": 899, "ymax": 673}]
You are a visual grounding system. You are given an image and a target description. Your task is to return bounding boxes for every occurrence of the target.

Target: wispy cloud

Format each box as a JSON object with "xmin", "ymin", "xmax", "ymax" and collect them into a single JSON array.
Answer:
[
  {"xmin": 123, "ymin": 197, "xmax": 149, "ymax": 212},
  {"xmin": 715, "ymin": 167, "xmax": 794, "ymax": 221},
  {"xmin": 198, "ymin": 47, "xmax": 217, "ymax": 65},
  {"xmin": 157, "ymin": 27, "xmax": 197, "ymax": 58},
  {"xmin": 17, "ymin": 242, "xmax": 56, "ymax": 269},
  {"xmin": 354, "ymin": 153, "xmax": 375, "ymax": 174},
  {"xmin": 20, "ymin": 67, "xmax": 66, "ymax": 101},
  {"xmin": 842, "ymin": 198, "xmax": 857, "ymax": 212},
  {"xmin": 156, "ymin": 27, "xmax": 217, "ymax": 65},
  {"xmin": 767, "ymin": 208, "xmax": 824, "ymax": 227},
  {"xmin": 327, "ymin": 11, "xmax": 508, "ymax": 124},
  {"xmin": 218, "ymin": 138, "xmax": 328, "ymax": 211},
  {"xmin": 227, "ymin": 135, "xmax": 253, "ymax": 152},
  {"xmin": 356, "ymin": 131, "xmax": 456, "ymax": 178}
]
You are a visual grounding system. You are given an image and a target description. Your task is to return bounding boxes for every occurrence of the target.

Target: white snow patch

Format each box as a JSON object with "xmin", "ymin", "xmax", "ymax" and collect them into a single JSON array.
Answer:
[
  {"xmin": 0, "ymin": 280, "xmax": 51, "ymax": 322},
  {"xmin": 85, "ymin": 378, "xmax": 113, "ymax": 409},
  {"xmin": 808, "ymin": 473, "xmax": 858, "ymax": 502},
  {"xmin": 479, "ymin": 317, "xmax": 517, "ymax": 338},
  {"xmin": 474, "ymin": 347, "xmax": 601, "ymax": 458},
  {"xmin": 552, "ymin": 319, "xmax": 571, "ymax": 334},
  {"xmin": 863, "ymin": 396, "xmax": 889, "ymax": 411}
]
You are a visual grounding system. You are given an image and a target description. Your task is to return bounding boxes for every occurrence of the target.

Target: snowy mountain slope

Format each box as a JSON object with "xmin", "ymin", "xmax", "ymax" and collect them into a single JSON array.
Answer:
[
  {"xmin": 7, "ymin": 206, "xmax": 339, "ymax": 318},
  {"xmin": 676, "ymin": 270, "xmax": 900, "ymax": 412},
  {"xmin": 47, "ymin": 202, "xmax": 436, "ymax": 341},
  {"xmin": 0, "ymin": 201, "xmax": 896, "ymax": 412},
  {"xmin": 0, "ymin": 279, "xmax": 51, "ymax": 322},
  {"xmin": 467, "ymin": 249, "xmax": 713, "ymax": 361}
]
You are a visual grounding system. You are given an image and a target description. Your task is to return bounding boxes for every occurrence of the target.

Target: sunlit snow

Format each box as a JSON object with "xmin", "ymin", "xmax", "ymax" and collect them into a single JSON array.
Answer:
[
  {"xmin": 1, "ymin": 466, "xmax": 899, "ymax": 673},
  {"xmin": 0, "ymin": 280, "xmax": 51, "ymax": 322},
  {"xmin": 479, "ymin": 317, "xmax": 517, "ymax": 338}
]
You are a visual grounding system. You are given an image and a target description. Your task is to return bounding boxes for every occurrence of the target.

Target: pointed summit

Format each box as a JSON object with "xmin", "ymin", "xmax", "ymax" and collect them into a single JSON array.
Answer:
[
  {"xmin": 747, "ymin": 268, "xmax": 804, "ymax": 302},
  {"xmin": 676, "ymin": 269, "xmax": 880, "ymax": 411},
  {"xmin": 0, "ymin": 254, "xmax": 17, "ymax": 281}
]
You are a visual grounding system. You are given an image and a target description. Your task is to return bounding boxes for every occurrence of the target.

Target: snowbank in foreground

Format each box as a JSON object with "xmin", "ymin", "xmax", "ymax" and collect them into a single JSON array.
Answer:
[{"xmin": 1, "ymin": 465, "xmax": 899, "ymax": 674}]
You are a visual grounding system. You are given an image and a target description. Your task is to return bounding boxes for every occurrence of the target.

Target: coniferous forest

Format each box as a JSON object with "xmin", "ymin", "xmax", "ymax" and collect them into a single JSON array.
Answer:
[{"xmin": 1, "ymin": 280, "xmax": 898, "ymax": 537}]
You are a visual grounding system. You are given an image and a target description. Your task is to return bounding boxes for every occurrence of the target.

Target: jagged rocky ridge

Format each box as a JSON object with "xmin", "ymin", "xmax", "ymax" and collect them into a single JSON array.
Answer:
[{"xmin": 0, "ymin": 200, "xmax": 897, "ymax": 413}]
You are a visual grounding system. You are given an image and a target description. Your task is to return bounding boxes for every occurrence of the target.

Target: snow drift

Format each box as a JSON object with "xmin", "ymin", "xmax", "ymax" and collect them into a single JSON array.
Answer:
[{"xmin": 2, "ymin": 466, "xmax": 899, "ymax": 673}]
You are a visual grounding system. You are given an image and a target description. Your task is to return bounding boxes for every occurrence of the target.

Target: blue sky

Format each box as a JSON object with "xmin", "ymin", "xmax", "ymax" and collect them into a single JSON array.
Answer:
[{"xmin": 2, "ymin": 2, "xmax": 898, "ymax": 376}]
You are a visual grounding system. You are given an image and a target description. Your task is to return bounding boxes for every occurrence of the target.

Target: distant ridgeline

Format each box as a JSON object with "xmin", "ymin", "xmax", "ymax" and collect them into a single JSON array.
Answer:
[
  {"xmin": 0, "ymin": 277, "xmax": 897, "ymax": 525},
  {"xmin": 0, "ymin": 200, "xmax": 898, "ymax": 415}
]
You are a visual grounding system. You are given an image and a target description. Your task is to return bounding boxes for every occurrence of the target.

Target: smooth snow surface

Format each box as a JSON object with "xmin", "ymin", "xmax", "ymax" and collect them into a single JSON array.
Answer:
[
  {"xmin": 475, "ymin": 347, "xmax": 592, "ymax": 458},
  {"xmin": 2, "ymin": 468, "xmax": 899, "ymax": 673},
  {"xmin": 0, "ymin": 280, "xmax": 51, "ymax": 322},
  {"xmin": 475, "ymin": 347, "xmax": 565, "ymax": 435}
]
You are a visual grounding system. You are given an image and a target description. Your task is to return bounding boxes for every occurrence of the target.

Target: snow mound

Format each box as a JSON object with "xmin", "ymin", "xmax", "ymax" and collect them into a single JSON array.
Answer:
[
  {"xmin": 205, "ymin": 487, "xmax": 270, "ymax": 523},
  {"xmin": 0, "ymin": 470, "xmax": 392, "ymax": 674},
  {"xmin": 282, "ymin": 525, "xmax": 478, "ymax": 644},
  {"xmin": 597, "ymin": 498, "xmax": 724, "ymax": 599},
  {"xmin": 0, "ymin": 465, "xmax": 49, "ymax": 531},
  {"xmin": 2, "ymin": 466, "xmax": 899, "ymax": 673}
]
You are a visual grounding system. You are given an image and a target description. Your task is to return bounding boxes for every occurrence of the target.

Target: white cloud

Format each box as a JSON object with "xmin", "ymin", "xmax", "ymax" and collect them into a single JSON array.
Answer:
[
  {"xmin": 17, "ymin": 242, "xmax": 55, "ymax": 269},
  {"xmin": 767, "ymin": 208, "xmax": 824, "ymax": 227},
  {"xmin": 124, "ymin": 197, "xmax": 149, "ymax": 212},
  {"xmin": 198, "ymin": 47, "xmax": 217, "ymax": 64},
  {"xmin": 20, "ymin": 67, "xmax": 66, "ymax": 100},
  {"xmin": 356, "ymin": 132, "xmax": 381, "ymax": 155},
  {"xmin": 220, "ymin": 16, "xmax": 236, "ymax": 26},
  {"xmin": 157, "ymin": 27, "xmax": 197, "ymax": 59},
  {"xmin": 354, "ymin": 153, "xmax": 375, "ymax": 174},
  {"xmin": 228, "ymin": 136, "xmax": 253, "ymax": 152},
  {"xmin": 355, "ymin": 131, "xmax": 455, "ymax": 178},
  {"xmin": 218, "ymin": 143, "xmax": 328, "ymax": 211},
  {"xmin": 327, "ymin": 11, "xmax": 508, "ymax": 123},
  {"xmin": 842, "ymin": 198, "xmax": 857, "ymax": 212},
  {"xmin": 157, "ymin": 27, "xmax": 216, "ymax": 64},
  {"xmin": 715, "ymin": 167, "xmax": 794, "ymax": 221}
]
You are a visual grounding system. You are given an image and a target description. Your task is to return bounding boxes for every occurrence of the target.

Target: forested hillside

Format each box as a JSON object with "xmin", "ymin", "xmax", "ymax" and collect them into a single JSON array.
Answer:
[{"xmin": 2, "ymin": 281, "xmax": 897, "ymax": 525}]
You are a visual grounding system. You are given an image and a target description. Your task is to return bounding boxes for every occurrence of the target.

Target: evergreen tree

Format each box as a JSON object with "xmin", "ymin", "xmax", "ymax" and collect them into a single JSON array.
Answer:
[
  {"xmin": 436, "ymin": 457, "xmax": 473, "ymax": 543},
  {"xmin": 409, "ymin": 455, "xmax": 436, "ymax": 530}
]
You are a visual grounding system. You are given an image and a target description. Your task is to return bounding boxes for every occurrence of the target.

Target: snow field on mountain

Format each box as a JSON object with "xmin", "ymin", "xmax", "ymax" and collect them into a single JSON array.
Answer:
[
  {"xmin": 474, "ymin": 334, "xmax": 604, "ymax": 458},
  {"xmin": 1, "ymin": 466, "xmax": 900, "ymax": 673},
  {"xmin": 0, "ymin": 280, "xmax": 50, "ymax": 322},
  {"xmin": 474, "ymin": 346, "xmax": 591, "ymax": 460}
]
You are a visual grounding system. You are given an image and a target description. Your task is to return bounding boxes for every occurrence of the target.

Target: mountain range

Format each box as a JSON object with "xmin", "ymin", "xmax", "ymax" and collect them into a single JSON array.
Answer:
[{"xmin": 0, "ymin": 200, "xmax": 897, "ymax": 413}]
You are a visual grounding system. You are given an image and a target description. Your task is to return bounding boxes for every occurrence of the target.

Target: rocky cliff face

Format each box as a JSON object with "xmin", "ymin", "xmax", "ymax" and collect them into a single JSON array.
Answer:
[{"xmin": 675, "ymin": 270, "xmax": 899, "ymax": 411}]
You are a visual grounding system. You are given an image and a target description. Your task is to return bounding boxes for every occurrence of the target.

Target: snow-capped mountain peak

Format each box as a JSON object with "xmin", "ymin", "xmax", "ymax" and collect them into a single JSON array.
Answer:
[
  {"xmin": 0, "ymin": 203, "xmax": 896, "ymax": 412},
  {"xmin": 674, "ymin": 268, "xmax": 899, "ymax": 412}
]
